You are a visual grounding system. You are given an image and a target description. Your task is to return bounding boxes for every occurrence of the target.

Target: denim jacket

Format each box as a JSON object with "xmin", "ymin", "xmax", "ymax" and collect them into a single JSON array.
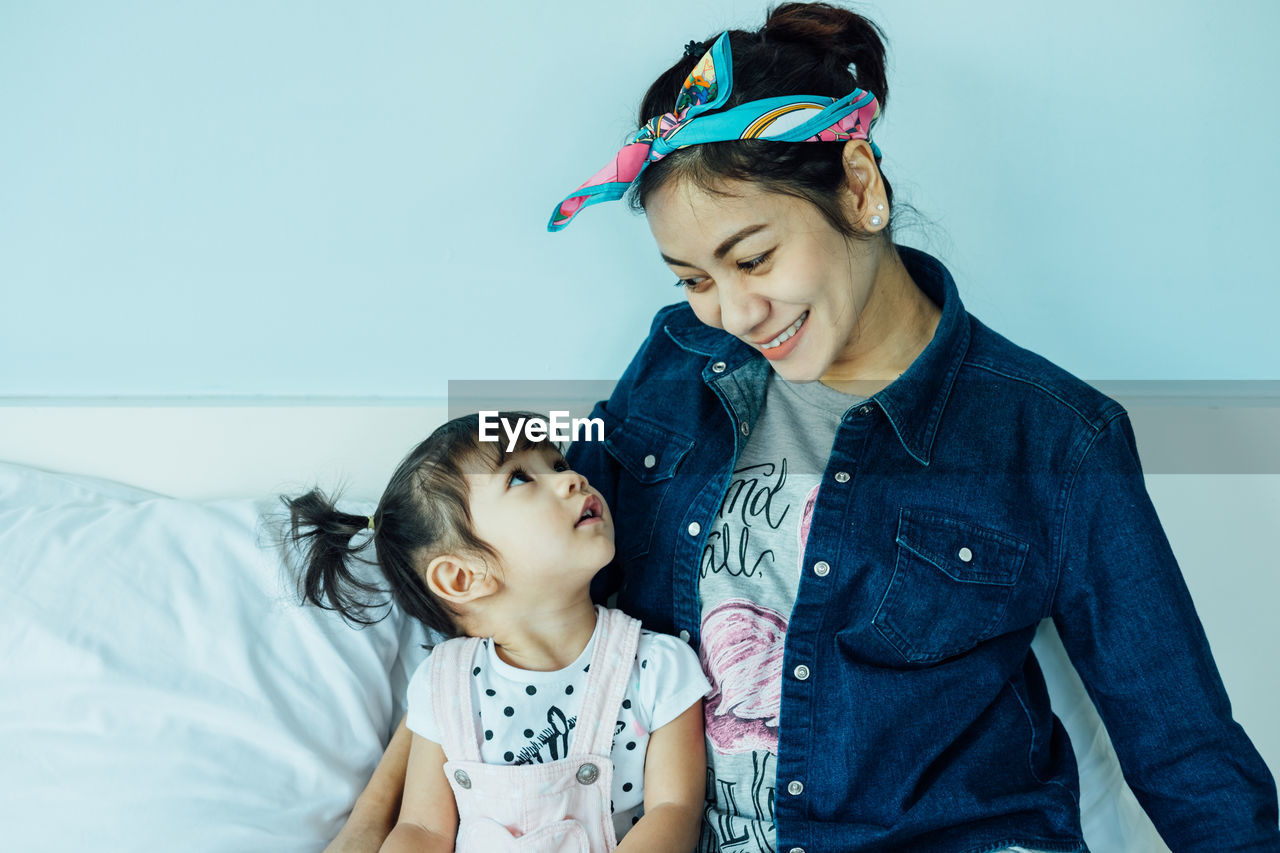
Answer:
[{"xmin": 567, "ymin": 247, "xmax": 1279, "ymax": 852}]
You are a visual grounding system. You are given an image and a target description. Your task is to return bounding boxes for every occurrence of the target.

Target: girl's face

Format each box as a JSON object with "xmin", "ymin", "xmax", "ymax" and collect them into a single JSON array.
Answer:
[
  {"xmin": 464, "ymin": 446, "xmax": 614, "ymax": 597},
  {"xmin": 645, "ymin": 177, "xmax": 879, "ymax": 383}
]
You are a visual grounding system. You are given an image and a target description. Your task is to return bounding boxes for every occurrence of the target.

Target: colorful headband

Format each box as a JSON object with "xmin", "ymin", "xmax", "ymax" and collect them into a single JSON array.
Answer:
[{"xmin": 548, "ymin": 32, "xmax": 881, "ymax": 232}]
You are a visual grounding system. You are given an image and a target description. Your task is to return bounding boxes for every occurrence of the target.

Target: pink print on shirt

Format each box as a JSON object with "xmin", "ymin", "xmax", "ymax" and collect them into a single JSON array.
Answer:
[
  {"xmin": 798, "ymin": 484, "xmax": 819, "ymax": 574},
  {"xmin": 699, "ymin": 599, "xmax": 787, "ymax": 755}
]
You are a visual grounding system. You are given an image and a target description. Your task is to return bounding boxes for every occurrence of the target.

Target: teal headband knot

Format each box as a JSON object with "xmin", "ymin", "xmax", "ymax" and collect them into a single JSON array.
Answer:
[{"xmin": 548, "ymin": 32, "xmax": 882, "ymax": 231}]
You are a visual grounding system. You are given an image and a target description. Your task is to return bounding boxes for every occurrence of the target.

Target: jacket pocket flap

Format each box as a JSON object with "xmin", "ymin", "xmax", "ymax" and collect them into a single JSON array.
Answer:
[
  {"xmin": 896, "ymin": 509, "xmax": 1027, "ymax": 586},
  {"xmin": 604, "ymin": 416, "xmax": 694, "ymax": 484}
]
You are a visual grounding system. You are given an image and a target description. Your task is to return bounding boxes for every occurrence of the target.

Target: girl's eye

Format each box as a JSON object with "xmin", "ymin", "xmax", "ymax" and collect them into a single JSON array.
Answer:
[
  {"xmin": 553, "ymin": 459, "xmax": 571, "ymax": 473},
  {"xmin": 507, "ymin": 467, "xmax": 532, "ymax": 487},
  {"xmin": 674, "ymin": 275, "xmax": 710, "ymax": 293},
  {"xmin": 738, "ymin": 250, "xmax": 773, "ymax": 272}
]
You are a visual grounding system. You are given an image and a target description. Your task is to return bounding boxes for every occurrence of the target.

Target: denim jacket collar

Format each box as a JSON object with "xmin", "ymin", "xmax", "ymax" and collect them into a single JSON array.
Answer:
[
  {"xmin": 874, "ymin": 245, "xmax": 971, "ymax": 466},
  {"xmin": 661, "ymin": 244, "xmax": 971, "ymax": 467}
]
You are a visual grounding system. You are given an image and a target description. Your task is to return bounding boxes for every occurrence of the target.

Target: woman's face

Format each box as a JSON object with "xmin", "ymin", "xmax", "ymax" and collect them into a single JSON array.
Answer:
[{"xmin": 645, "ymin": 176, "xmax": 879, "ymax": 383}]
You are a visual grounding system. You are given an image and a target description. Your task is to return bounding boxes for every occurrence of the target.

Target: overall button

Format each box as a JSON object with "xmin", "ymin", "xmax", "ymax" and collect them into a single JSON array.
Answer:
[
  {"xmin": 643, "ymin": 454, "xmax": 657, "ymax": 469},
  {"xmin": 740, "ymin": 422, "xmax": 751, "ymax": 436},
  {"xmin": 789, "ymin": 848, "xmax": 806, "ymax": 853},
  {"xmin": 687, "ymin": 522, "xmax": 701, "ymax": 537},
  {"xmin": 793, "ymin": 664, "xmax": 810, "ymax": 681},
  {"xmin": 679, "ymin": 629, "xmax": 691, "ymax": 643},
  {"xmin": 787, "ymin": 780, "xmax": 805, "ymax": 796},
  {"xmin": 813, "ymin": 561, "xmax": 831, "ymax": 577},
  {"xmin": 958, "ymin": 546, "xmax": 973, "ymax": 562},
  {"xmin": 576, "ymin": 763, "xmax": 599, "ymax": 785},
  {"xmin": 834, "ymin": 471, "xmax": 850, "ymax": 483},
  {"xmin": 711, "ymin": 361, "xmax": 727, "ymax": 373},
  {"xmin": 453, "ymin": 769, "xmax": 471, "ymax": 789},
  {"xmin": 857, "ymin": 404, "xmax": 874, "ymax": 417}
]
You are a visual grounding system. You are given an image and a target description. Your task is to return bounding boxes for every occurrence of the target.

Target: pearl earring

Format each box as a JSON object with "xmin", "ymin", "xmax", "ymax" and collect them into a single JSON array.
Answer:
[
  {"xmin": 869, "ymin": 215, "xmax": 883, "ymax": 227},
  {"xmin": 876, "ymin": 203, "xmax": 885, "ymax": 211}
]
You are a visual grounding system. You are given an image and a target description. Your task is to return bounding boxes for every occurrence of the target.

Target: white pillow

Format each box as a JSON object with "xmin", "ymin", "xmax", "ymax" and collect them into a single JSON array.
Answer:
[{"xmin": 0, "ymin": 462, "xmax": 431, "ymax": 853}]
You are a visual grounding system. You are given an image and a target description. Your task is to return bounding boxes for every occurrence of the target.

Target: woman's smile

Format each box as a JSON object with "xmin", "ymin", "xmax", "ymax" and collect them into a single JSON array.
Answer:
[{"xmin": 756, "ymin": 310, "xmax": 809, "ymax": 361}]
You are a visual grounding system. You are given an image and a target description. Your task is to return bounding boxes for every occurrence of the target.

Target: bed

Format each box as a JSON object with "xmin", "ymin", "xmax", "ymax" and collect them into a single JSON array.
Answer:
[{"xmin": 2, "ymin": 398, "xmax": 1277, "ymax": 851}]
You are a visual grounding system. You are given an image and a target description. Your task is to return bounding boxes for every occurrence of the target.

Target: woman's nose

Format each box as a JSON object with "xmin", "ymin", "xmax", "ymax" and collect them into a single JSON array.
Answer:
[{"xmin": 717, "ymin": 277, "xmax": 769, "ymax": 339}]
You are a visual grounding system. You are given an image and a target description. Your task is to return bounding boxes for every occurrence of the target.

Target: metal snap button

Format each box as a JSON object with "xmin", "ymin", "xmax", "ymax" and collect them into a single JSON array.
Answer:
[
  {"xmin": 813, "ymin": 561, "xmax": 830, "ymax": 577},
  {"xmin": 789, "ymin": 848, "xmax": 806, "ymax": 853},
  {"xmin": 787, "ymin": 780, "xmax": 804, "ymax": 796},
  {"xmin": 740, "ymin": 422, "xmax": 751, "ymax": 436},
  {"xmin": 643, "ymin": 454, "xmax": 657, "ymax": 469},
  {"xmin": 958, "ymin": 547, "xmax": 973, "ymax": 563},
  {"xmin": 687, "ymin": 522, "xmax": 701, "ymax": 537},
  {"xmin": 679, "ymin": 629, "xmax": 691, "ymax": 642},
  {"xmin": 711, "ymin": 361, "xmax": 727, "ymax": 373},
  {"xmin": 453, "ymin": 769, "xmax": 471, "ymax": 789},
  {"xmin": 834, "ymin": 471, "xmax": 850, "ymax": 483},
  {"xmin": 858, "ymin": 404, "xmax": 874, "ymax": 416},
  {"xmin": 793, "ymin": 664, "xmax": 810, "ymax": 681},
  {"xmin": 576, "ymin": 763, "xmax": 599, "ymax": 785}
]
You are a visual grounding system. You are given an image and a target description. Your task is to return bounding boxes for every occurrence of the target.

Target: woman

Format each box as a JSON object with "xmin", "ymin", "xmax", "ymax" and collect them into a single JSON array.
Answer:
[{"xmin": 334, "ymin": 4, "xmax": 1278, "ymax": 851}]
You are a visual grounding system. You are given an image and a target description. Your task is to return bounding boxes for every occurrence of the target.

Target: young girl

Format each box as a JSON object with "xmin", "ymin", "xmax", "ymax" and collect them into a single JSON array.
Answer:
[{"xmin": 284, "ymin": 413, "xmax": 710, "ymax": 852}]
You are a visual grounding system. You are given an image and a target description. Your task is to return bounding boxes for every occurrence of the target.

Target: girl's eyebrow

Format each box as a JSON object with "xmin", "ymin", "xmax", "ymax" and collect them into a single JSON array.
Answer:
[
  {"xmin": 495, "ymin": 444, "xmax": 563, "ymax": 473},
  {"xmin": 660, "ymin": 223, "xmax": 769, "ymax": 267}
]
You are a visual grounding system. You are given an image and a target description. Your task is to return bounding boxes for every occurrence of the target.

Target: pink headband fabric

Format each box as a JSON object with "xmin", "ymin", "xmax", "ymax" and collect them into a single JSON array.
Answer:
[{"xmin": 548, "ymin": 32, "xmax": 881, "ymax": 232}]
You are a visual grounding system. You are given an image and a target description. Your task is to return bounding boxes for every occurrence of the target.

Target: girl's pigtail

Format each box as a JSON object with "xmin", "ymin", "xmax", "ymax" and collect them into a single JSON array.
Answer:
[{"xmin": 283, "ymin": 488, "xmax": 388, "ymax": 626}]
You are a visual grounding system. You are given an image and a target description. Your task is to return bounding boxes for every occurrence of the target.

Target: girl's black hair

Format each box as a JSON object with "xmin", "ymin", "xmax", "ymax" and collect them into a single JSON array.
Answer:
[
  {"xmin": 282, "ymin": 412, "xmax": 550, "ymax": 638},
  {"xmin": 631, "ymin": 2, "xmax": 894, "ymax": 239}
]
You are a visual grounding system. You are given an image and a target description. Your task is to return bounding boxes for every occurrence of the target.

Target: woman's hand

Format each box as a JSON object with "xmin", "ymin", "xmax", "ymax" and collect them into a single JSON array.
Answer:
[{"xmin": 323, "ymin": 717, "xmax": 412, "ymax": 853}]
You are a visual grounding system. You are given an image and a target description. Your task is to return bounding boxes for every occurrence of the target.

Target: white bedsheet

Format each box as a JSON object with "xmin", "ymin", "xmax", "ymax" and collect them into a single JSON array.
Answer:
[{"xmin": 0, "ymin": 462, "xmax": 430, "ymax": 852}]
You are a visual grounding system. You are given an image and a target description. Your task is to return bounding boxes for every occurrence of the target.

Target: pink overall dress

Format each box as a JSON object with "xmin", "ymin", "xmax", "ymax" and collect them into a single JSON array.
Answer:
[{"xmin": 428, "ymin": 608, "xmax": 642, "ymax": 853}]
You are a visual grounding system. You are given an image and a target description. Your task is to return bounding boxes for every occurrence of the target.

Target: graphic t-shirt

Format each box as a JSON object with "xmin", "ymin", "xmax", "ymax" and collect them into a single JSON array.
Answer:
[
  {"xmin": 405, "ymin": 608, "xmax": 710, "ymax": 840},
  {"xmin": 697, "ymin": 373, "xmax": 865, "ymax": 852}
]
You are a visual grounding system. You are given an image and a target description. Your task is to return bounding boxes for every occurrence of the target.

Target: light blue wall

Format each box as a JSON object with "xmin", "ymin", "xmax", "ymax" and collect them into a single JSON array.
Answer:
[{"xmin": 2, "ymin": 0, "xmax": 1277, "ymax": 396}]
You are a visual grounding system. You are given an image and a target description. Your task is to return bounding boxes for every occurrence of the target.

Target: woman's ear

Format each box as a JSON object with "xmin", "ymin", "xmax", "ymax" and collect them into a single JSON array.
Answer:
[
  {"xmin": 839, "ymin": 139, "xmax": 888, "ymax": 231},
  {"xmin": 425, "ymin": 553, "xmax": 499, "ymax": 605}
]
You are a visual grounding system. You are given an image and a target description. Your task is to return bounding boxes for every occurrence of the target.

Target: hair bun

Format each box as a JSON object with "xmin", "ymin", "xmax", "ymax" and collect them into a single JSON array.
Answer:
[{"xmin": 763, "ymin": 2, "xmax": 889, "ymax": 108}]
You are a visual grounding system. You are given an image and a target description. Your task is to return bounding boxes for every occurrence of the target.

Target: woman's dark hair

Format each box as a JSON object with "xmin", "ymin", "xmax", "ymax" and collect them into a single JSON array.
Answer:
[
  {"xmin": 632, "ymin": 2, "xmax": 893, "ymax": 239},
  {"xmin": 281, "ymin": 412, "xmax": 550, "ymax": 638}
]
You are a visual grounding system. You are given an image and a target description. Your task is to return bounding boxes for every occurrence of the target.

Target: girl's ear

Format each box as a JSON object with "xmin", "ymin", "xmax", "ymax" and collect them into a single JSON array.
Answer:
[{"xmin": 425, "ymin": 553, "xmax": 499, "ymax": 605}]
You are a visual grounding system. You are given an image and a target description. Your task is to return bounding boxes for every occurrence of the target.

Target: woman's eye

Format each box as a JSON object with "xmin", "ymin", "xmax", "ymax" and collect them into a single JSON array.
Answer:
[
  {"xmin": 674, "ymin": 276, "xmax": 710, "ymax": 292},
  {"xmin": 507, "ymin": 467, "xmax": 532, "ymax": 487},
  {"xmin": 553, "ymin": 459, "xmax": 571, "ymax": 473},
  {"xmin": 738, "ymin": 250, "xmax": 773, "ymax": 272}
]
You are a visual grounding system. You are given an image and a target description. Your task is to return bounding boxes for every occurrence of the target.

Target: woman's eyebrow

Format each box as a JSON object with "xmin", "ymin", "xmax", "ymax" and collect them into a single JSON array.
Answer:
[{"xmin": 660, "ymin": 223, "xmax": 769, "ymax": 267}]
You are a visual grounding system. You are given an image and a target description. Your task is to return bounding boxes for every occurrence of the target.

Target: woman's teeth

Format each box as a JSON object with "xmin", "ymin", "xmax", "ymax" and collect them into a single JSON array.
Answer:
[{"xmin": 761, "ymin": 312, "xmax": 808, "ymax": 349}]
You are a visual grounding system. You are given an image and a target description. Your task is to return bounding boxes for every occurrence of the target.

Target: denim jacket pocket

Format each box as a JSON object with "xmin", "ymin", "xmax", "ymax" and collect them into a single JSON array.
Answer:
[
  {"xmin": 873, "ymin": 508, "xmax": 1029, "ymax": 663},
  {"xmin": 604, "ymin": 415, "xmax": 695, "ymax": 560}
]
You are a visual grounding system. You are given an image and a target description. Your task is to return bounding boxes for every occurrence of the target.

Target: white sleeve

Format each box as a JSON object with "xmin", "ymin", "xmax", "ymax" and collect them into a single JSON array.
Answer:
[
  {"xmin": 403, "ymin": 651, "xmax": 444, "ymax": 744},
  {"xmin": 635, "ymin": 631, "xmax": 712, "ymax": 733}
]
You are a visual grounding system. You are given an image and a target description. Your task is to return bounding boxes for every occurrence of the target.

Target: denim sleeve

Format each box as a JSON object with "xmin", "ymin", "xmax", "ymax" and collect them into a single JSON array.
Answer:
[
  {"xmin": 567, "ymin": 395, "xmax": 624, "ymax": 603},
  {"xmin": 567, "ymin": 305, "xmax": 682, "ymax": 604},
  {"xmin": 1052, "ymin": 413, "xmax": 1280, "ymax": 849}
]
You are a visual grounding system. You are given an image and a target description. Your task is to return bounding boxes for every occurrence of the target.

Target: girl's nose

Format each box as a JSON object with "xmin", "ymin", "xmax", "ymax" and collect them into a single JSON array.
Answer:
[{"xmin": 556, "ymin": 467, "xmax": 588, "ymax": 495}]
